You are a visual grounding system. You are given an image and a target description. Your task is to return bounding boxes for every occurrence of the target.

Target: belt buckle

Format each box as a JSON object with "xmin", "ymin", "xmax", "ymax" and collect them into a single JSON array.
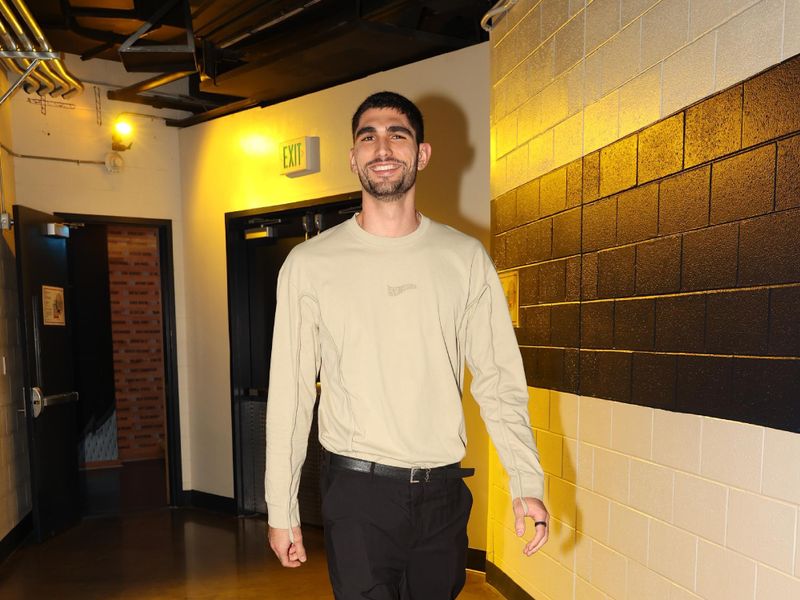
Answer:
[{"xmin": 410, "ymin": 467, "xmax": 431, "ymax": 484}]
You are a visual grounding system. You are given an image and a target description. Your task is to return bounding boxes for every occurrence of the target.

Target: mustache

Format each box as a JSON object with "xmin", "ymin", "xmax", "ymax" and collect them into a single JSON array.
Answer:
[{"xmin": 365, "ymin": 158, "xmax": 405, "ymax": 168}]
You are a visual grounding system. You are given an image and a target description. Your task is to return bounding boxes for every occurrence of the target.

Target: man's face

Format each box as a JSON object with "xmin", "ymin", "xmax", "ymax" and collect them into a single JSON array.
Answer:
[{"xmin": 350, "ymin": 108, "xmax": 431, "ymax": 202}]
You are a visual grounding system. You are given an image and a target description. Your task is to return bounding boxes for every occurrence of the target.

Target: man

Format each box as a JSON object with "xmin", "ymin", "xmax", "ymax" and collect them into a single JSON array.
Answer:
[{"xmin": 266, "ymin": 91, "xmax": 548, "ymax": 599}]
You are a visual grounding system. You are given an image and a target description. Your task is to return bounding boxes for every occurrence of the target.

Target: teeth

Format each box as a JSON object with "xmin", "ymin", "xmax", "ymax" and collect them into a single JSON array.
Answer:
[{"xmin": 372, "ymin": 163, "xmax": 399, "ymax": 171}]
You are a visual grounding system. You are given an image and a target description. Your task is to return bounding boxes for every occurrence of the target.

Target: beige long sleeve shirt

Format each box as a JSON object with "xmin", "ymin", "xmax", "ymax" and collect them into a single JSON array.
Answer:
[{"xmin": 265, "ymin": 214, "xmax": 543, "ymax": 529}]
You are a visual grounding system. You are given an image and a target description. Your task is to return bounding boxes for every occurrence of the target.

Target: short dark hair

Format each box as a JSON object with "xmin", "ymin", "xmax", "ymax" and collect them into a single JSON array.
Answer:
[{"xmin": 351, "ymin": 91, "xmax": 425, "ymax": 143}]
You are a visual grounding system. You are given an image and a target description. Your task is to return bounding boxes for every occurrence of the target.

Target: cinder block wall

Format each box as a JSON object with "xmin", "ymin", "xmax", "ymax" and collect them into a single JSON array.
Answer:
[{"xmin": 487, "ymin": 1, "xmax": 800, "ymax": 599}]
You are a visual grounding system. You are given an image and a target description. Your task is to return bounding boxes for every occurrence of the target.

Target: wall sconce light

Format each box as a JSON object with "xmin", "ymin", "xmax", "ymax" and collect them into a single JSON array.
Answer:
[{"xmin": 112, "ymin": 117, "xmax": 134, "ymax": 151}]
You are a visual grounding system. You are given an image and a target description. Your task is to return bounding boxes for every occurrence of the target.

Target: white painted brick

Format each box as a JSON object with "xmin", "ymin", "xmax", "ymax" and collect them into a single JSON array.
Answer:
[
  {"xmin": 540, "ymin": 77, "xmax": 572, "ymax": 132},
  {"xmin": 551, "ymin": 390, "xmax": 579, "ymax": 439},
  {"xmin": 563, "ymin": 437, "xmax": 578, "ymax": 485},
  {"xmin": 579, "ymin": 395, "xmax": 614, "ymax": 448},
  {"xmin": 542, "ymin": 517, "xmax": 577, "ymax": 568},
  {"xmin": 555, "ymin": 12, "xmax": 586, "ymax": 76},
  {"xmin": 669, "ymin": 585, "xmax": 703, "ymax": 600},
  {"xmin": 491, "ymin": 153, "xmax": 507, "ymax": 198},
  {"xmin": 611, "ymin": 399, "xmax": 653, "ymax": 460},
  {"xmin": 715, "ymin": 0, "xmax": 783, "ymax": 91},
  {"xmin": 576, "ymin": 487, "xmax": 611, "ymax": 543},
  {"xmin": 700, "ymin": 417, "xmax": 763, "ymax": 493},
  {"xmin": 587, "ymin": 0, "xmax": 622, "ymax": 54},
  {"xmin": 590, "ymin": 541, "xmax": 628, "ymax": 598},
  {"xmin": 726, "ymin": 488, "xmax": 797, "ymax": 573},
  {"xmin": 786, "ymin": 0, "xmax": 800, "ymax": 58},
  {"xmin": 696, "ymin": 540, "xmax": 757, "ymax": 600},
  {"xmin": 518, "ymin": 94, "xmax": 543, "ymax": 143},
  {"xmin": 690, "ymin": 0, "xmax": 734, "ymax": 39},
  {"xmin": 528, "ymin": 386, "xmax": 550, "ymax": 430},
  {"xmin": 538, "ymin": 428, "xmax": 564, "ymax": 477},
  {"xmin": 622, "ymin": 0, "xmax": 660, "ymax": 26},
  {"xmin": 575, "ymin": 532, "xmax": 594, "ymax": 581},
  {"xmin": 575, "ymin": 575, "xmax": 607, "ymax": 600},
  {"xmin": 585, "ymin": 48, "xmax": 605, "ymax": 104},
  {"xmin": 578, "ymin": 441, "xmax": 595, "ymax": 488},
  {"xmin": 629, "ymin": 458, "xmax": 674, "ymax": 521},
  {"xmin": 673, "ymin": 472, "xmax": 727, "ymax": 545},
  {"xmin": 548, "ymin": 475, "xmax": 578, "ymax": 528},
  {"xmin": 506, "ymin": 142, "xmax": 531, "ymax": 189},
  {"xmin": 619, "ymin": 65, "xmax": 661, "ymax": 137},
  {"xmin": 662, "ymin": 31, "xmax": 715, "ymax": 117},
  {"xmin": 553, "ymin": 111, "xmax": 584, "ymax": 167},
  {"xmin": 593, "ymin": 447, "xmax": 630, "ymax": 503},
  {"xmin": 796, "ymin": 515, "xmax": 799, "ymax": 576},
  {"xmin": 584, "ymin": 90, "xmax": 619, "ymax": 153},
  {"xmin": 756, "ymin": 564, "xmax": 800, "ymax": 600},
  {"xmin": 496, "ymin": 111, "xmax": 519, "ymax": 158},
  {"xmin": 609, "ymin": 501, "xmax": 650, "ymax": 562},
  {"xmin": 601, "ymin": 19, "xmax": 642, "ymax": 96},
  {"xmin": 648, "ymin": 520, "xmax": 698, "ymax": 589},
  {"xmin": 641, "ymin": 0, "xmax": 690, "ymax": 68},
  {"xmin": 652, "ymin": 409, "xmax": 701, "ymax": 474},
  {"xmin": 628, "ymin": 559, "xmax": 675, "ymax": 599},
  {"xmin": 570, "ymin": 0, "xmax": 586, "ymax": 18},
  {"xmin": 542, "ymin": 0, "xmax": 571, "ymax": 40},
  {"xmin": 526, "ymin": 38, "xmax": 557, "ymax": 97},
  {"xmin": 529, "ymin": 129, "xmax": 555, "ymax": 179}
]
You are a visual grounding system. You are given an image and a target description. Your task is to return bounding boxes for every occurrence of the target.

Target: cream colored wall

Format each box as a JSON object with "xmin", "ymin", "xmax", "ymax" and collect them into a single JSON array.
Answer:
[
  {"xmin": 488, "ymin": 1, "xmax": 800, "ymax": 598},
  {"xmin": 0, "ymin": 70, "xmax": 30, "ymax": 541},
  {"xmin": 5, "ymin": 55, "xmax": 193, "ymax": 491},
  {"xmin": 178, "ymin": 43, "xmax": 492, "ymax": 546}
]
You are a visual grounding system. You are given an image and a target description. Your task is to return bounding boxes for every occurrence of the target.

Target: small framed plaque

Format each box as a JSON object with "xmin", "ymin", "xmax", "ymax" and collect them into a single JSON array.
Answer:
[
  {"xmin": 498, "ymin": 270, "xmax": 519, "ymax": 328},
  {"xmin": 42, "ymin": 285, "xmax": 66, "ymax": 326}
]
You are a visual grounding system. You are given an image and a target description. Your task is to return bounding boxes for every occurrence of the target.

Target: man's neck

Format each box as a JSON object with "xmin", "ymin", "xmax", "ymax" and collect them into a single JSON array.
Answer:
[{"xmin": 357, "ymin": 193, "xmax": 420, "ymax": 238}]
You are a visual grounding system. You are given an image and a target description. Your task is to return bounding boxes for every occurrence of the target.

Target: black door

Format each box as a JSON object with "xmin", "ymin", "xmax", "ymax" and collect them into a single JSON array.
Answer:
[{"xmin": 14, "ymin": 205, "xmax": 81, "ymax": 541}]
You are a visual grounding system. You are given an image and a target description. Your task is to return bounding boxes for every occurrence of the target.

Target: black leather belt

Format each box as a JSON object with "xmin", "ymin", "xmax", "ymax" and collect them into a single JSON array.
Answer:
[{"xmin": 327, "ymin": 453, "xmax": 475, "ymax": 483}]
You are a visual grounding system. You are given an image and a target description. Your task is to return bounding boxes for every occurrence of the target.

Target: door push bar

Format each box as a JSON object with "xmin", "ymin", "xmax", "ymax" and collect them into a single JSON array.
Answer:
[{"xmin": 29, "ymin": 386, "xmax": 78, "ymax": 418}]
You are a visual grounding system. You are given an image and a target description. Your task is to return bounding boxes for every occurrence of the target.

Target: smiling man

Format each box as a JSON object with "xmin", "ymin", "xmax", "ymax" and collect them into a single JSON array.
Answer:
[{"xmin": 265, "ymin": 91, "xmax": 548, "ymax": 599}]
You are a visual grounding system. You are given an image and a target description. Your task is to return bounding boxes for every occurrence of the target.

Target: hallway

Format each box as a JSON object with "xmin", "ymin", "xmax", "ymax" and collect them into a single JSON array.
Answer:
[{"xmin": 0, "ymin": 508, "xmax": 504, "ymax": 599}]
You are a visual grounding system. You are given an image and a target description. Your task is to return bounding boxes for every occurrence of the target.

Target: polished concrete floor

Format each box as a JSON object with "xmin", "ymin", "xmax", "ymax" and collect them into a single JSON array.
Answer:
[{"xmin": 0, "ymin": 509, "xmax": 504, "ymax": 599}]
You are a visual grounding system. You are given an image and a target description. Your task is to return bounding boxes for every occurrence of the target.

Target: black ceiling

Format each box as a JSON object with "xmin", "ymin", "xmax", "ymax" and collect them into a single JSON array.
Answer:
[{"xmin": 27, "ymin": 0, "xmax": 491, "ymax": 127}]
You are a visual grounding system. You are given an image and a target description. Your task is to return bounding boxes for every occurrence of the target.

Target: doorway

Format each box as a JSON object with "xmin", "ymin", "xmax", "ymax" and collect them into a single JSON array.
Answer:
[
  {"xmin": 225, "ymin": 193, "xmax": 361, "ymax": 521},
  {"xmin": 59, "ymin": 213, "xmax": 183, "ymax": 516}
]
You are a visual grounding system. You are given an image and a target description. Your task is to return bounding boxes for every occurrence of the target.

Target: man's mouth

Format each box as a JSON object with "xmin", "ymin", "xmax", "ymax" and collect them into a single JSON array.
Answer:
[{"xmin": 368, "ymin": 161, "xmax": 402, "ymax": 173}]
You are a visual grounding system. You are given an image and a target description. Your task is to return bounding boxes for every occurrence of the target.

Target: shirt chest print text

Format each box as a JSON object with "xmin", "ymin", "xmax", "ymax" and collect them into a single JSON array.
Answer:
[{"xmin": 387, "ymin": 283, "xmax": 417, "ymax": 297}]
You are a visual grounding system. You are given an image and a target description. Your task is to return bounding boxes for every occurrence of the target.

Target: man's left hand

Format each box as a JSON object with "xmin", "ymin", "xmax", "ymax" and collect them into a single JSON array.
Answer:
[{"xmin": 512, "ymin": 497, "xmax": 549, "ymax": 556}]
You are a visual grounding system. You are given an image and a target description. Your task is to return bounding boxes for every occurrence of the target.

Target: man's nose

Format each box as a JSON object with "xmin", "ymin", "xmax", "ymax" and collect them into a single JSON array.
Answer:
[{"xmin": 375, "ymin": 136, "xmax": 392, "ymax": 157}]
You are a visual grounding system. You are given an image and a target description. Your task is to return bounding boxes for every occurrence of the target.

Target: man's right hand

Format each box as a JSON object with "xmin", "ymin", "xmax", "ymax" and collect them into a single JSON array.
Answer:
[{"xmin": 268, "ymin": 526, "xmax": 307, "ymax": 567}]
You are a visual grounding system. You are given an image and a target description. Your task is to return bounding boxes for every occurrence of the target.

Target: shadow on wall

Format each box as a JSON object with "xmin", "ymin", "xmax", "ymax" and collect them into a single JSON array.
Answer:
[
  {"xmin": 414, "ymin": 95, "xmax": 485, "ymax": 243},
  {"xmin": 549, "ymin": 396, "xmax": 579, "ymax": 559}
]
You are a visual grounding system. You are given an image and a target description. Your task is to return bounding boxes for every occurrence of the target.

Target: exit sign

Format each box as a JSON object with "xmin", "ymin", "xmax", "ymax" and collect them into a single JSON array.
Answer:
[{"xmin": 280, "ymin": 136, "xmax": 320, "ymax": 177}]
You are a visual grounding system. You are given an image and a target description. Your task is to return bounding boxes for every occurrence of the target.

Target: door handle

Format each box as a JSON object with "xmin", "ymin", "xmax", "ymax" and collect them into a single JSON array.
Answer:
[{"xmin": 30, "ymin": 387, "xmax": 79, "ymax": 418}]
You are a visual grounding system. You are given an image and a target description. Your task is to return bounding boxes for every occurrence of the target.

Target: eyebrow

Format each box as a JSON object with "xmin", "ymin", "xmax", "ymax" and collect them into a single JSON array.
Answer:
[{"xmin": 355, "ymin": 125, "xmax": 414, "ymax": 139}]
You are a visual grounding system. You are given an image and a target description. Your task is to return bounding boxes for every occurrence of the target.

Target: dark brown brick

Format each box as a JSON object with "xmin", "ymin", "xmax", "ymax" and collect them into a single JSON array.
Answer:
[
  {"xmin": 639, "ymin": 113, "xmax": 684, "ymax": 183},
  {"xmin": 583, "ymin": 151, "xmax": 601, "ymax": 203},
  {"xmin": 777, "ymin": 134, "xmax": 800, "ymax": 211},
  {"xmin": 566, "ymin": 256, "xmax": 581, "ymax": 302},
  {"xmin": 517, "ymin": 306, "xmax": 550, "ymax": 346},
  {"xmin": 494, "ymin": 190, "xmax": 517, "ymax": 232},
  {"xmin": 739, "ymin": 209, "xmax": 800, "ymax": 285},
  {"xmin": 582, "ymin": 196, "xmax": 617, "ymax": 251},
  {"xmin": 566, "ymin": 158, "xmax": 583, "ymax": 207},
  {"xmin": 579, "ymin": 350, "xmax": 632, "ymax": 403},
  {"xmin": 676, "ymin": 355, "xmax": 733, "ymax": 418},
  {"xmin": 551, "ymin": 303, "xmax": 580, "ymax": 347},
  {"xmin": 564, "ymin": 349, "xmax": 580, "ymax": 393},
  {"xmin": 706, "ymin": 289, "xmax": 769, "ymax": 355},
  {"xmin": 710, "ymin": 144, "xmax": 776, "ymax": 225},
  {"xmin": 492, "ymin": 235, "xmax": 508, "ymax": 270},
  {"xmin": 769, "ymin": 286, "xmax": 800, "ymax": 356},
  {"xmin": 743, "ymin": 59, "xmax": 800, "ymax": 147},
  {"xmin": 600, "ymin": 135, "xmax": 637, "ymax": 197},
  {"xmin": 632, "ymin": 353, "xmax": 677, "ymax": 410},
  {"xmin": 582, "ymin": 252, "xmax": 598, "ymax": 300},
  {"xmin": 655, "ymin": 294, "xmax": 706, "ymax": 353},
  {"xmin": 581, "ymin": 300, "xmax": 614, "ymax": 348},
  {"xmin": 553, "ymin": 207, "xmax": 581, "ymax": 258},
  {"xmin": 615, "ymin": 298, "xmax": 655, "ymax": 350},
  {"xmin": 524, "ymin": 219, "xmax": 553, "ymax": 264},
  {"xmin": 504, "ymin": 227, "xmax": 527, "ymax": 267},
  {"xmin": 729, "ymin": 358, "xmax": 800, "ymax": 432},
  {"xmin": 617, "ymin": 183, "xmax": 658, "ymax": 245},
  {"xmin": 598, "ymin": 246, "xmax": 635, "ymax": 298},
  {"xmin": 522, "ymin": 347, "xmax": 571, "ymax": 392},
  {"xmin": 685, "ymin": 86, "xmax": 743, "ymax": 167},
  {"xmin": 682, "ymin": 223, "xmax": 738, "ymax": 291},
  {"xmin": 518, "ymin": 265, "xmax": 538, "ymax": 305},
  {"xmin": 517, "ymin": 179, "xmax": 541, "ymax": 224},
  {"xmin": 539, "ymin": 259, "xmax": 567, "ymax": 303},
  {"xmin": 659, "ymin": 166, "xmax": 710, "ymax": 235},
  {"xmin": 636, "ymin": 236, "xmax": 681, "ymax": 295},
  {"xmin": 541, "ymin": 167, "xmax": 567, "ymax": 217}
]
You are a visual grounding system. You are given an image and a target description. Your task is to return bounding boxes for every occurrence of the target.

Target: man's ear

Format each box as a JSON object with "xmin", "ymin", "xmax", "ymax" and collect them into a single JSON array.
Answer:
[
  {"xmin": 417, "ymin": 142, "xmax": 432, "ymax": 170},
  {"xmin": 349, "ymin": 147, "xmax": 357, "ymax": 173}
]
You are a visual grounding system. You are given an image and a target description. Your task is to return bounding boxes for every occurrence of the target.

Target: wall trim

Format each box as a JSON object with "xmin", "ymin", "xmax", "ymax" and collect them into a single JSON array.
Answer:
[
  {"xmin": 485, "ymin": 561, "xmax": 536, "ymax": 600},
  {"xmin": 182, "ymin": 490, "xmax": 237, "ymax": 514},
  {"xmin": 0, "ymin": 512, "xmax": 32, "ymax": 566},
  {"xmin": 466, "ymin": 547, "xmax": 487, "ymax": 572}
]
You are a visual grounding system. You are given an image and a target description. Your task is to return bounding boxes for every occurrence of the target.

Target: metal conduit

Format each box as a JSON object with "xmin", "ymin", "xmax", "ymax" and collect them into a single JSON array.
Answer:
[{"xmin": 0, "ymin": 0, "xmax": 82, "ymax": 101}]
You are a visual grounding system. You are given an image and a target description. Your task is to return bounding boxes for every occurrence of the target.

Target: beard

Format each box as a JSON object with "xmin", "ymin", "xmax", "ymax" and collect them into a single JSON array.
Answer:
[{"xmin": 356, "ymin": 157, "xmax": 418, "ymax": 202}]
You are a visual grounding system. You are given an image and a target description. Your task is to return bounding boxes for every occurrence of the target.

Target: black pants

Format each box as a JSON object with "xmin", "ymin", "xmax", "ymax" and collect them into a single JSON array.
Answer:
[{"xmin": 321, "ymin": 461, "xmax": 473, "ymax": 600}]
